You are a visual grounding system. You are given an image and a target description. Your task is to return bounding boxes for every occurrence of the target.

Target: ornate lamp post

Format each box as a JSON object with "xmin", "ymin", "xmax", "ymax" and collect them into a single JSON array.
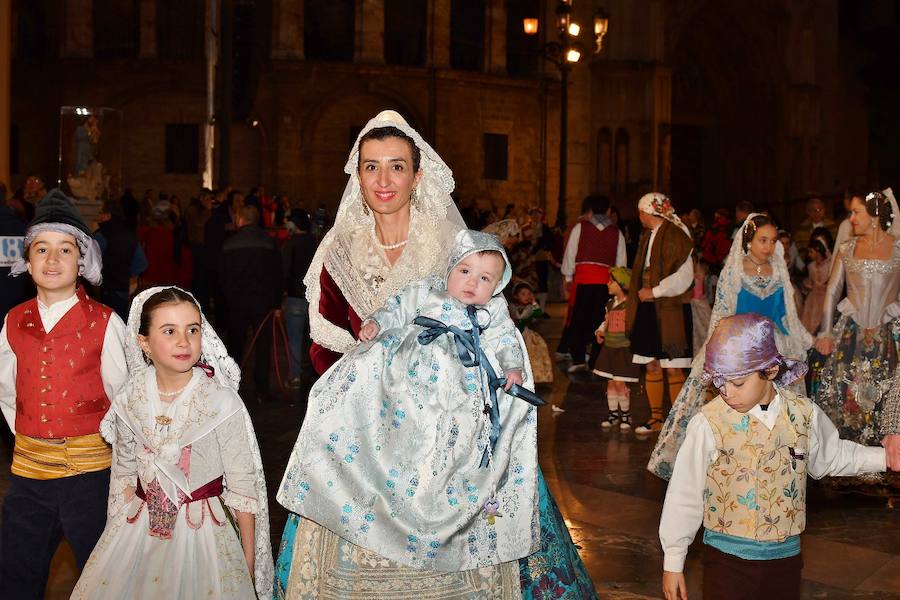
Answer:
[{"xmin": 525, "ymin": 2, "xmax": 609, "ymax": 228}]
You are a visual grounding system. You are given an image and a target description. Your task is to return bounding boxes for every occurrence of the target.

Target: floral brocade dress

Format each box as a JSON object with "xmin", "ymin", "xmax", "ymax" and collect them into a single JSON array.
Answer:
[
  {"xmin": 274, "ymin": 276, "xmax": 598, "ymax": 599},
  {"xmin": 813, "ymin": 238, "xmax": 900, "ymax": 454}
]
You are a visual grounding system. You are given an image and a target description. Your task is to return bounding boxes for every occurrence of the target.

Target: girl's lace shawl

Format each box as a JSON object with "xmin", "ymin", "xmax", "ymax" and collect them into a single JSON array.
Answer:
[
  {"xmin": 305, "ymin": 110, "xmax": 466, "ymax": 354},
  {"xmin": 101, "ymin": 286, "xmax": 274, "ymax": 597}
]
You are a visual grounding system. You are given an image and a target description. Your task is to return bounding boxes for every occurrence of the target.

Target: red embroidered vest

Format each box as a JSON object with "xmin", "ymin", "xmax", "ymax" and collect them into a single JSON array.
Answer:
[
  {"xmin": 575, "ymin": 221, "xmax": 619, "ymax": 265},
  {"xmin": 7, "ymin": 289, "xmax": 112, "ymax": 438}
]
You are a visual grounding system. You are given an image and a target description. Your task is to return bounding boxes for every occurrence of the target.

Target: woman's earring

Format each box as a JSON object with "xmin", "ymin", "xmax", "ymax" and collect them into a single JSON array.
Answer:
[
  {"xmin": 410, "ymin": 187, "xmax": 419, "ymax": 209},
  {"xmin": 361, "ymin": 197, "xmax": 370, "ymax": 216}
]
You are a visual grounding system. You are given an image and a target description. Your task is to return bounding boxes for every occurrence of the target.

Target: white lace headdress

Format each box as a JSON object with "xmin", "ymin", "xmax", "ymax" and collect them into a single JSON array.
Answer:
[
  {"xmin": 305, "ymin": 109, "xmax": 467, "ymax": 354},
  {"xmin": 706, "ymin": 214, "xmax": 812, "ymax": 360},
  {"xmin": 879, "ymin": 187, "xmax": 900, "ymax": 237},
  {"xmin": 124, "ymin": 286, "xmax": 241, "ymax": 388},
  {"xmin": 114, "ymin": 286, "xmax": 274, "ymax": 596}
]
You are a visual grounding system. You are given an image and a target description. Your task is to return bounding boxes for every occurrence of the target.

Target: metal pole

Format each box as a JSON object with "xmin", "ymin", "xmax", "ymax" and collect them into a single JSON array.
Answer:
[
  {"xmin": 217, "ymin": 0, "xmax": 233, "ymax": 188},
  {"xmin": 557, "ymin": 63, "xmax": 568, "ymax": 229},
  {"xmin": 203, "ymin": 0, "xmax": 218, "ymax": 190}
]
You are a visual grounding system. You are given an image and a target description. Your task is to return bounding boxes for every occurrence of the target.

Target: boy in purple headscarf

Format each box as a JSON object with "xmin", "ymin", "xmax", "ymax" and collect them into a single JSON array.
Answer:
[{"xmin": 658, "ymin": 313, "xmax": 895, "ymax": 600}]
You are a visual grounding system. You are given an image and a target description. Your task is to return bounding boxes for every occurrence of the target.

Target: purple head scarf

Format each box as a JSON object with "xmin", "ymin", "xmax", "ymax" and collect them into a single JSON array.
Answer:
[{"xmin": 702, "ymin": 313, "xmax": 807, "ymax": 390}]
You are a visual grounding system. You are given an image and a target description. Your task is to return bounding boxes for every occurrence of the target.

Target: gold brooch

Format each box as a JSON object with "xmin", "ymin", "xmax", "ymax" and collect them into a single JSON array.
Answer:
[{"xmin": 155, "ymin": 415, "xmax": 173, "ymax": 426}]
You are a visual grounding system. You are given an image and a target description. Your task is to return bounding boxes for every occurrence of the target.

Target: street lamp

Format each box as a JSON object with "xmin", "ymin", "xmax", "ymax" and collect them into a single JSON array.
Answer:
[{"xmin": 525, "ymin": 2, "xmax": 608, "ymax": 228}]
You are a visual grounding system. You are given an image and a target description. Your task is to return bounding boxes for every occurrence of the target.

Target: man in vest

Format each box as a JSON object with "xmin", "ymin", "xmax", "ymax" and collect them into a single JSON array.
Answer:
[
  {"xmin": 559, "ymin": 195, "xmax": 626, "ymax": 373},
  {"xmin": 0, "ymin": 190, "xmax": 127, "ymax": 598},
  {"xmin": 626, "ymin": 193, "xmax": 694, "ymax": 435},
  {"xmin": 659, "ymin": 314, "xmax": 891, "ymax": 600}
]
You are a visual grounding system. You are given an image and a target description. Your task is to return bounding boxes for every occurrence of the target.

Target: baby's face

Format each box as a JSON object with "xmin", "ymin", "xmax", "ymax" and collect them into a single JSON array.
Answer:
[{"xmin": 447, "ymin": 252, "xmax": 505, "ymax": 306}]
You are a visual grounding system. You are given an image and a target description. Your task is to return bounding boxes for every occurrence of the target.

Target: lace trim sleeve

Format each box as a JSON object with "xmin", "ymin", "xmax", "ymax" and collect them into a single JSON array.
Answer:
[{"xmin": 222, "ymin": 489, "xmax": 260, "ymax": 514}]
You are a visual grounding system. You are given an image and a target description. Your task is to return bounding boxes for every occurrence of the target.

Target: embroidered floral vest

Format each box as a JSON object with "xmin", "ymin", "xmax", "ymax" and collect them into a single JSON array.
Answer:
[{"xmin": 701, "ymin": 392, "xmax": 813, "ymax": 542}]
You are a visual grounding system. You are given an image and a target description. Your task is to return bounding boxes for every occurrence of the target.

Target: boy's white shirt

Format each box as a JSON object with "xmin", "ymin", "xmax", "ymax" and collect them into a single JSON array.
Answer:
[
  {"xmin": 0, "ymin": 292, "xmax": 129, "ymax": 433},
  {"xmin": 659, "ymin": 391, "xmax": 887, "ymax": 573}
]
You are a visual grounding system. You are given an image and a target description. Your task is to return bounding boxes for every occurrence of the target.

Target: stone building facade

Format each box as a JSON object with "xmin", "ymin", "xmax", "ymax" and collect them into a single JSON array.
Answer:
[{"xmin": 9, "ymin": 0, "xmax": 880, "ymax": 227}]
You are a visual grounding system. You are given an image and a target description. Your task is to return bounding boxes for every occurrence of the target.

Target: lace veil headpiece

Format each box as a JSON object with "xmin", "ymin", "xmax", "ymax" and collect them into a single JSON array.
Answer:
[
  {"xmin": 709, "ymin": 213, "xmax": 812, "ymax": 357},
  {"xmin": 305, "ymin": 110, "xmax": 467, "ymax": 354}
]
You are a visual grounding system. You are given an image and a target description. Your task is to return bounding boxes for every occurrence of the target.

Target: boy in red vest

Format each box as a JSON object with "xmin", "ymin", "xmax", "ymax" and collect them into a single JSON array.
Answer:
[{"xmin": 0, "ymin": 190, "xmax": 127, "ymax": 598}]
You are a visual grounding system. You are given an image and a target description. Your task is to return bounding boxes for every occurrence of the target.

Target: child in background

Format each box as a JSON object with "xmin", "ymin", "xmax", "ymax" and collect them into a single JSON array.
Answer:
[
  {"xmin": 510, "ymin": 282, "xmax": 553, "ymax": 384},
  {"xmin": 593, "ymin": 267, "xmax": 639, "ymax": 430},
  {"xmin": 800, "ymin": 239, "xmax": 830, "ymax": 336},
  {"xmin": 659, "ymin": 313, "xmax": 891, "ymax": 600},
  {"xmin": 691, "ymin": 258, "xmax": 712, "ymax": 352}
]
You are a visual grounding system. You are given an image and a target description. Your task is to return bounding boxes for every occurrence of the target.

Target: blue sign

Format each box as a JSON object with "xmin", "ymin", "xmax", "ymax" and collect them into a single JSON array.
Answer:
[{"xmin": 0, "ymin": 236, "xmax": 24, "ymax": 268}]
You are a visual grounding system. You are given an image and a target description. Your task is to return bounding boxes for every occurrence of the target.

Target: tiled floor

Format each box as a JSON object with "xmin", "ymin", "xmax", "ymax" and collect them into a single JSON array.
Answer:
[{"xmin": 3, "ymin": 302, "xmax": 899, "ymax": 598}]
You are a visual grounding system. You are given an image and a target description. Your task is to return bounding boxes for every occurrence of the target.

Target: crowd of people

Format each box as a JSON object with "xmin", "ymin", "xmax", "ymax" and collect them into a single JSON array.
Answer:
[{"xmin": 0, "ymin": 107, "xmax": 898, "ymax": 600}]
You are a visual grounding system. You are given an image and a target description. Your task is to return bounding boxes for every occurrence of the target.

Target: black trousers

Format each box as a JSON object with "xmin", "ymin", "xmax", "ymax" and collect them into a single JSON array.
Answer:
[
  {"xmin": 227, "ymin": 308, "xmax": 273, "ymax": 393},
  {"xmin": 0, "ymin": 469, "xmax": 110, "ymax": 600},
  {"xmin": 563, "ymin": 283, "xmax": 609, "ymax": 366},
  {"xmin": 702, "ymin": 545, "xmax": 803, "ymax": 600}
]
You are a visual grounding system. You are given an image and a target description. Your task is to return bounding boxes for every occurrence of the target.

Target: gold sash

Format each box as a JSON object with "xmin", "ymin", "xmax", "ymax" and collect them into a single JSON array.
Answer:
[{"xmin": 12, "ymin": 433, "xmax": 112, "ymax": 480}]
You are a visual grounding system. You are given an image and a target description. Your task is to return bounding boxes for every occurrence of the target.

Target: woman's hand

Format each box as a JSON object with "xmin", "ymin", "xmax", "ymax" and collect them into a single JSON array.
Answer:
[
  {"xmin": 638, "ymin": 286, "xmax": 655, "ymax": 302},
  {"xmin": 504, "ymin": 370, "xmax": 523, "ymax": 390},
  {"xmin": 124, "ymin": 485, "xmax": 136, "ymax": 502},
  {"xmin": 815, "ymin": 335, "xmax": 834, "ymax": 356},
  {"xmin": 358, "ymin": 320, "xmax": 380, "ymax": 342},
  {"xmin": 662, "ymin": 571, "xmax": 688, "ymax": 600}
]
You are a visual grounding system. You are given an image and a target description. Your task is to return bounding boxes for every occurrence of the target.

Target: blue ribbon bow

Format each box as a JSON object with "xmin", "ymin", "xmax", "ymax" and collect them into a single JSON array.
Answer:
[{"xmin": 414, "ymin": 305, "xmax": 545, "ymax": 468}]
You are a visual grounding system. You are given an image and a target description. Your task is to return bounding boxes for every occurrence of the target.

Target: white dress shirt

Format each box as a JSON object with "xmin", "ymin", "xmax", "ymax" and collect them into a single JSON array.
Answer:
[
  {"xmin": 561, "ymin": 220, "xmax": 627, "ymax": 281},
  {"xmin": 659, "ymin": 392, "xmax": 886, "ymax": 573},
  {"xmin": 0, "ymin": 293, "xmax": 129, "ymax": 433}
]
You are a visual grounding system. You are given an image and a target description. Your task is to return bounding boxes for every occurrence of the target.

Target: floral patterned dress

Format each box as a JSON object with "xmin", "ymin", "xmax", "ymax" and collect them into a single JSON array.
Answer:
[{"xmin": 813, "ymin": 238, "xmax": 900, "ymax": 448}]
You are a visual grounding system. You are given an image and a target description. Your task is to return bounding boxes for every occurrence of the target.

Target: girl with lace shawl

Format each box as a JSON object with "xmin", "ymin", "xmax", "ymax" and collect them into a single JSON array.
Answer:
[
  {"xmin": 647, "ymin": 214, "xmax": 813, "ymax": 479},
  {"xmin": 813, "ymin": 190, "xmax": 900, "ymax": 490},
  {"xmin": 72, "ymin": 287, "xmax": 273, "ymax": 599},
  {"xmin": 274, "ymin": 110, "xmax": 597, "ymax": 600}
]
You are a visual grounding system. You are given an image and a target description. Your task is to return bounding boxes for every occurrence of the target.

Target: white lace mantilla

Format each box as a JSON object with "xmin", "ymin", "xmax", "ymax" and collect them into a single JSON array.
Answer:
[{"xmin": 304, "ymin": 110, "xmax": 466, "ymax": 354}]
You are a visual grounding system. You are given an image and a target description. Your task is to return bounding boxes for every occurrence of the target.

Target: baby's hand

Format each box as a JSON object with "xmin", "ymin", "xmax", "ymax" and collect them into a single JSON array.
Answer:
[
  {"xmin": 358, "ymin": 320, "xmax": 380, "ymax": 342},
  {"xmin": 124, "ymin": 485, "xmax": 136, "ymax": 502},
  {"xmin": 504, "ymin": 370, "xmax": 523, "ymax": 391},
  {"xmin": 595, "ymin": 329, "xmax": 605, "ymax": 344}
]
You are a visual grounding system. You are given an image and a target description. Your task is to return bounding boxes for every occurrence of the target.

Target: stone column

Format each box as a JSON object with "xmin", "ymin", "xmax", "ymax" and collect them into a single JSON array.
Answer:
[
  {"xmin": 427, "ymin": 0, "xmax": 450, "ymax": 68},
  {"xmin": 272, "ymin": 0, "xmax": 304, "ymax": 59},
  {"xmin": 354, "ymin": 0, "xmax": 384, "ymax": 64},
  {"xmin": 62, "ymin": 0, "xmax": 92, "ymax": 58},
  {"xmin": 138, "ymin": 0, "xmax": 156, "ymax": 58},
  {"xmin": 0, "ymin": 0, "xmax": 9, "ymax": 186},
  {"xmin": 484, "ymin": 0, "xmax": 506, "ymax": 74}
]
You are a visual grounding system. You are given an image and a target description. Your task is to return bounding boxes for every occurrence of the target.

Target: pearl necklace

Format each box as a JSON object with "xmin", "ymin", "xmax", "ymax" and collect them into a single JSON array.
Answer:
[
  {"xmin": 158, "ymin": 382, "xmax": 190, "ymax": 397},
  {"xmin": 377, "ymin": 239, "xmax": 408, "ymax": 250}
]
